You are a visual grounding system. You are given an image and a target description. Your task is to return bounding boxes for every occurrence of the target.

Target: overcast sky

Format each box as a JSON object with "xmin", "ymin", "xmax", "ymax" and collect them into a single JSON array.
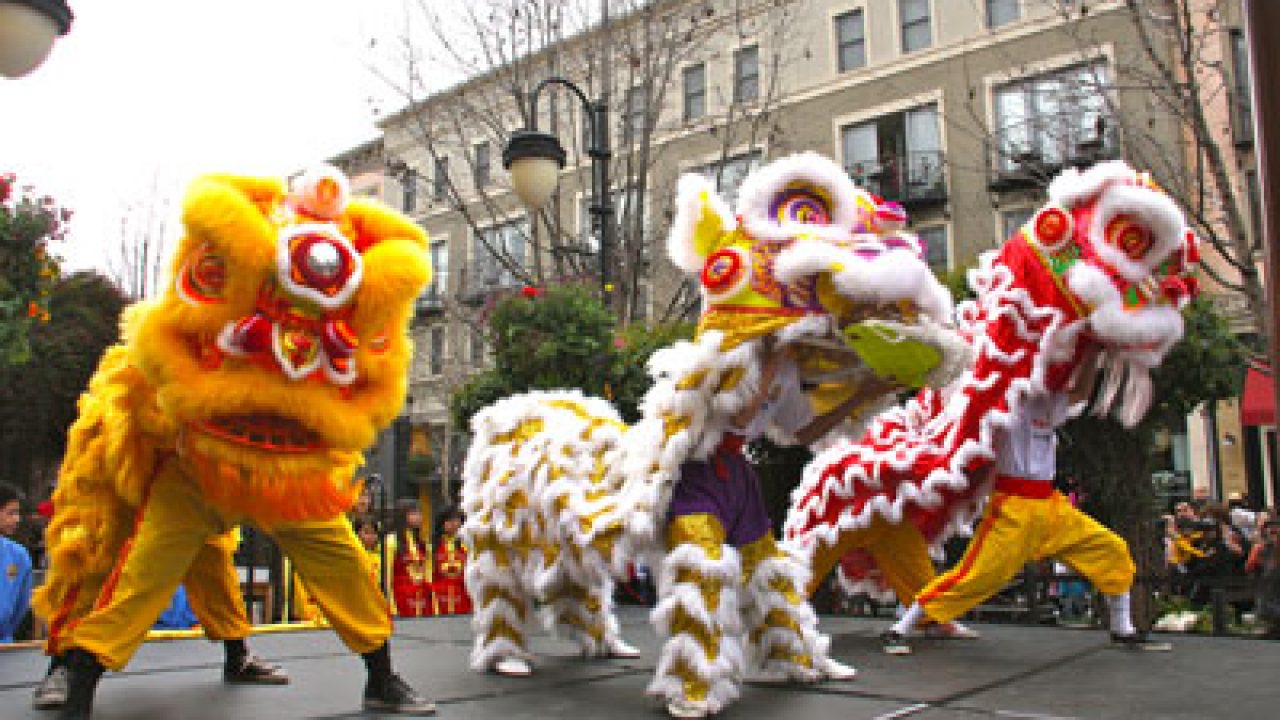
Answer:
[{"xmin": 1, "ymin": 1, "xmax": 438, "ymax": 275}]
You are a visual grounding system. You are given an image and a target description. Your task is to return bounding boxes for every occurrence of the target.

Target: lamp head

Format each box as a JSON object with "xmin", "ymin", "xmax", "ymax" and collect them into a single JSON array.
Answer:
[
  {"xmin": 0, "ymin": 0, "xmax": 73, "ymax": 78},
  {"xmin": 503, "ymin": 129, "xmax": 566, "ymax": 212}
]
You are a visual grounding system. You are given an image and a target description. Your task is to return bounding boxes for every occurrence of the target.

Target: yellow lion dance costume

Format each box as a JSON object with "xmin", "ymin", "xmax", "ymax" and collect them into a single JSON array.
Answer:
[{"xmin": 35, "ymin": 167, "xmax": 438, "ymax": 718}]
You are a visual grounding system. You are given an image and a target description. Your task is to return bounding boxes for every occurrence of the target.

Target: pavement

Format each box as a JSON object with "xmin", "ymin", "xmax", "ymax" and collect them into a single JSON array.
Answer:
[{"xmin": 2, "ymin": 607, "xmax": 1277, "ymax": 719}]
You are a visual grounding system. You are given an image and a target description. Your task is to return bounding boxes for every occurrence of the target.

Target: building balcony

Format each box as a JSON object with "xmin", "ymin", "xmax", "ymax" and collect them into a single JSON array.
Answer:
[
  {"xmin": 847, "ymin": 150, "xmax": 947, "ymax": 211},
  {"xmin": 987, "ymin": 128, "xmax": 1120, "ymax": 193}
]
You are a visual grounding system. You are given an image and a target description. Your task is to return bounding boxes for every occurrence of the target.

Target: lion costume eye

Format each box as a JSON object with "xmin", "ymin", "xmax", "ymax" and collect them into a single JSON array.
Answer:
[
  {"xmin": 769, "ymin": 183, "xmax": 832, "ymax": 226},
  {"xmin": 700, "ymin": 247, "xmax": 751, "ymax": 299},
  {"xmin": 1105, "ymin": 215, "xmax": 1153, "ymax": 261},
  {"xmin": 177, "ymin": 244, "xmax": 227, "ymax": 305}
]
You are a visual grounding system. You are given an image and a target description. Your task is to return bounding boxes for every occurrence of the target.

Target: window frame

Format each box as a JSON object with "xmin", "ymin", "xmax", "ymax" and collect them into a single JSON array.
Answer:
[
  {"xmin": 985, "ymin": 0, "xmax": 1020, "ymax": 29},
  {"xmin": 835, "ymin": 9, "xmax": 867, "ymax": 73},
  {"xmin": 683, "ymin": 62, "xmax": 707, "ymax": 122},
  {"xmin": 733, "ymin": 45, "xmax": 761, "ymax": 105},
  {"xmin": 914, "ymin": 223, "xmax": 949, "ymax": 270},
  {"xmin": 899, "ymin": 0, "xmax": 932, "ymax": 54},
  {"xmin": 473, "ymin": 141, "xmax": 491, "ymax": 190},
  {"xmin": 432, "ymin": 156, "xmax": 450, "ymax": 202}
]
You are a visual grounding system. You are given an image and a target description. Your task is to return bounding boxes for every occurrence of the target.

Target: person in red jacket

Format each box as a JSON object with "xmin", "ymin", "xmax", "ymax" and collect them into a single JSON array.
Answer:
[
  {"xmin": 391, "ymin": 502, "xmax": 433, "ymax": 617},
  {"xmin": 431, "ymin": 507, "xmax": 471, "ymax": 615}
]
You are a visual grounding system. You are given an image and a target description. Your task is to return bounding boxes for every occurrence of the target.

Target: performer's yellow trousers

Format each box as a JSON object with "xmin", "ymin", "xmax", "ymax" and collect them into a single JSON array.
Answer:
[
  {"xmin": 918, "ymin": 491, "xmax": 1134, "ymax": 624},
  {"xmin": 805, "ymin": 514, "xmax": 937, "ymax": 603},
  {"xmin": 56, "ymin": 465, "xmax": 390, "ymax": 670}
]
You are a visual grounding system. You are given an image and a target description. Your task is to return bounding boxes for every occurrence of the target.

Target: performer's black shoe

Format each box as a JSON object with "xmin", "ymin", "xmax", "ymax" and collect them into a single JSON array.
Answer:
[
  {"xmin": 1109, "ymin": 631, "xmax": 1172, "ymax": 652},
  {"xmin": 57, "ymin": 649, "xmax": 104, "ymax": 720},
  {"xmin": 362, "ymin": 673, "xmax": 437, "ymax": 715},
  {"xmin": 224, "ymin": 655, "xmax": 290, "ymax": 685}
]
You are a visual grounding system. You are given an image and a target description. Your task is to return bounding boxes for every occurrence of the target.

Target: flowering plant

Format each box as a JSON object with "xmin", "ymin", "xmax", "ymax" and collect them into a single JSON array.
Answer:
[{"xmin": 1, "ymin": 172, "xmax": 67, "ymax": 365}]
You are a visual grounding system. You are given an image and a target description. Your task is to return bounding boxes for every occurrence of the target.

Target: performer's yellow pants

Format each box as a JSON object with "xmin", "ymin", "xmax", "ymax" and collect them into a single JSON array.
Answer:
[
  {"xmin": 58, "ymin": 464, "xmax": 390, "ymax": 670},
  {"xmin": 47, "ymin": 531, "xmax": 250, "ymax": 655},
  {"xmin": 918, "ymin": 490, "xmax": 1134, "ymax": 624},
  {"xmin": 805, "ymin": 514, "xmax": 937, "ymax": 603}
]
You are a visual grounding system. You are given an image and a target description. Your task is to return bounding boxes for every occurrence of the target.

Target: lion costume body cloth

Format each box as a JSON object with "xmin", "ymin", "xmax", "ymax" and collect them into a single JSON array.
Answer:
[
  {"xmin": 460, "ymin": 153, "xmax": 970, "ymax": 714},
  {"xmin": 35, "ymin": 167, "xmax": 431, "ymax": 670},
  {"xmin": 783, "ymin": 161, "xmax": 1201, "ymax": 605}
]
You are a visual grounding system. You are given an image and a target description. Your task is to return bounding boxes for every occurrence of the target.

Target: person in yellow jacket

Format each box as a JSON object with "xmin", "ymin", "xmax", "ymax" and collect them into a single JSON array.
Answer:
[{"xmin": 882, "ymin": 348, "xmax": 1170, "ymax": 654}]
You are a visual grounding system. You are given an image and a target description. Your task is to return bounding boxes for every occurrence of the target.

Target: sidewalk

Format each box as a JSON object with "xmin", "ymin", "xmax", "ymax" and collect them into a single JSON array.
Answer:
[{"xmin": 2, "ymin": 607, "xmax": 1276, "ymax": 719}]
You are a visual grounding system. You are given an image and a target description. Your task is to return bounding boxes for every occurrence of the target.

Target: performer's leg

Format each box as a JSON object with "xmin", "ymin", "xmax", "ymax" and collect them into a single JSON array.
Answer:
[
  {"xmin": 740, "ymin": 532, "xmax": 854, "ymax": 683},
  {"xmin": 886, "ymin": 495, "xmax": 1033, "ymax": 654},
  {"xmin": 465, "ymin": 531, "xmax": 535, "ymax": 674},
  {"xmin": 271, "ymin": 516, "xmax": 434, "ymax": 714},
  {"xmin": 182, "ymin": 532, "xmax": 289, "ymax": 684},
  {"xmin": 57, "ymin": 472, "xmax": 220, "ymax": 718},
  {"xmin": 647, "ymin": 513, "xmax": 744, "ymax": 717},
  {"xmin": 864, "ymin": 518, "xmax": 938, "ymax": 606},
  {"xmin": 1040, "ymin": 499, "xmax": 1163, "ymax": 647}
]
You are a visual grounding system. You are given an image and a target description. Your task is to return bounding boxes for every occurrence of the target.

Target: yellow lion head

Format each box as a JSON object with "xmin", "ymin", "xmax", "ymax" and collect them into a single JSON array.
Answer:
[{"xmin": 128, "ymin": 165, "xmax": 430, "ymax": 522}]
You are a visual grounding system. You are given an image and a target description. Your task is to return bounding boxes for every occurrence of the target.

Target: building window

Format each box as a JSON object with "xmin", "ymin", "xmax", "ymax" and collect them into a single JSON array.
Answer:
[
  {"xmin": 401, "ymin": 169, "xmax": 417, "ymax": 213},
  {"xmin": 428, "ymin": 326, "xmax": 444, "ymax": 376},
  {"xmin": 433, "ymin": 156, "xmax": 449, "ymax": 201},
  {"xmin": 1231, "ymin": 29, "xmax": 1253, "ymax": 144},
  {"xmin": 915, "ymin": 224, "xmax": 948, "ymax": 270},
  {"xmin": 470, "ymin": 328, "xmax": 486, "ymax": 365},
  {"xmin": 473, "ymin": 142, "xmax": 490, "ymax": 189},
  {"xmin": 993, "ymin": 61, "xmax": 1113, "ymax": 173},
  {"xmin": 986, "ymin": 0, "xmax": 1019, "ymax": 29},
  {"xmin": 624, "ymin": 86, "xmax": 647, "ymax": 137},
  {"xmin": 473, "ymin": 218, "xmax": 528, "ymax": 289},
  {"xmin": 683, "ymin": 63, "xmax": 706, "ymax": 121},
  {"xmin": 835, "ymin": 10, "xmax": 866, "ymax": 73},
  {"xmin": 696, "ymin": 151, "xmax": 763, "ymax": 206},
  {"xmin": 900, "ymin": 0, "xmax": 932, "ymax": 53},
  {"xmin": 841, "ymin": 103, "xmax": 944, "ymax": 203},
  {"xmin": 1001, "ymin": 207, "xmax": 1035, "ymax": 243},
  {"xmin": 425, "ymin": 238, "xmax": 449, "ymax": 303},
  {"xmin": 733, "ymin": 45, "xmax": 760, "ymax": 105}
]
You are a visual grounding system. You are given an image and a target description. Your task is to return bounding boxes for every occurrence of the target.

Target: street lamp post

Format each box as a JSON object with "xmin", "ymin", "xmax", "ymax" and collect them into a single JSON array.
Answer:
[
  {"xmin": 0, "ymin": 0, "xmax": 73, "ymax": 78},
  {"xmin": 502, "ymin": 76, "xmax": 614, "ymax": 299}
]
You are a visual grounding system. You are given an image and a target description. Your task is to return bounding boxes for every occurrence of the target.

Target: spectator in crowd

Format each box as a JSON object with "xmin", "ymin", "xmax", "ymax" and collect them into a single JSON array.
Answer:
[
  {"xmin": 431, "ymin": 507, "xmax": 471, "ymax": 615},
  {"xmin": 1246, "ymin": 512, "xmax": 1280, "ymax": 640},
  {"xmin": 352, "ymin": 515, "xmax": 390, "ymax": 598},
  {"xmin": 1, "ymin": 483, "xmax": 33, "ymax": 644},
  {"xmin": 391, "ymin": 501, "xmax": 432, "ymax": 617},
  {"xmin": 1228, "ymin": 492, "xmax": 1259, "ymax": 543}
]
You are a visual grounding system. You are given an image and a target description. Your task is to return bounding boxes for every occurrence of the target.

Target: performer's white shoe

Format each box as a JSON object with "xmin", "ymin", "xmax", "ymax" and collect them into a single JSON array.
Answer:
[
  {"xmin": 916, "ymin": 621, "xmax": 981, "ymax": 639},
  {"xmin": 819, "ymin": 656, "xmax": 859, "ymax": 681},
  {"xmin": 666, "ymin": 698, "xmax": 711, "ymax": 718},
  {"xmin": 604, "ymin": 636, "xmax": 642, "ymax": 658},
  {"xmin": 493, "ymin": 657, "xmax": 533, "ymax": 677}
]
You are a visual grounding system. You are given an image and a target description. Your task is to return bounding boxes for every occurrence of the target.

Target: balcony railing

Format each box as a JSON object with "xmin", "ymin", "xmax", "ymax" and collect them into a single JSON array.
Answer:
[
  {"xmin": 846, "ymin": 150, "xmax": 947, "ymax": 209},
  {"xmin": 988, "ymin": 122, "xmax": 1120, "ymax": 191}
]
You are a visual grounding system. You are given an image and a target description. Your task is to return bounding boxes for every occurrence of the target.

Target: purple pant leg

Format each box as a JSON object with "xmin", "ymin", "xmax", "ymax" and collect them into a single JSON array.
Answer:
[{"xmin": 667, "ymin": 449, "xmax": 772, "ymax": 548}]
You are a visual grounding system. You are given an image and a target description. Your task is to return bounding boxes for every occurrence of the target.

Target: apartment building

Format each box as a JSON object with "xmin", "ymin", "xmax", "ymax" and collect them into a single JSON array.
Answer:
[{"xmin": 350, "ymin": 0, "xmax": 1254, "ymax": 506}]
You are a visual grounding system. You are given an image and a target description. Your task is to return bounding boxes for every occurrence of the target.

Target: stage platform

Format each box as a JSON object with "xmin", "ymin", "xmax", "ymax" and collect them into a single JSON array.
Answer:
[{"xmin": 2, "ymin": 607, "xmax": 1275, "ymax": 719}]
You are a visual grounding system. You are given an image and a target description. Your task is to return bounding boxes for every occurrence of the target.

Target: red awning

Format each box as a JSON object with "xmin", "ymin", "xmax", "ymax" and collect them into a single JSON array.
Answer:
[{"xmin": 1242, "ymin": 366, "xmax": 1274, "ymax": 426}]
